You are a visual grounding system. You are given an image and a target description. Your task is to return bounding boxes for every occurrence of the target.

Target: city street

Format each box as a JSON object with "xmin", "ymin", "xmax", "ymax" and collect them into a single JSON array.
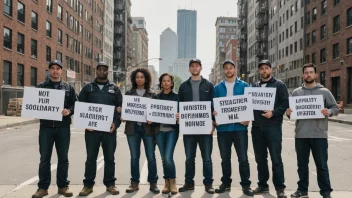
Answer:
[{"xmin": 0, "ymin": 120, "xmax": 351, "ymax": 197}]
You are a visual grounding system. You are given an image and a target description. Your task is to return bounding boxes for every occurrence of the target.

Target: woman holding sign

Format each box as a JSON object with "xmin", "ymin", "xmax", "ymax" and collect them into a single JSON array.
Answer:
[
  {"xmin": 153, "ymin": 73, "xmax": 179, "ymax": 195},
  {"xmin": 122, "ymin": 68, "xmax": 160, "ymax": 194}
]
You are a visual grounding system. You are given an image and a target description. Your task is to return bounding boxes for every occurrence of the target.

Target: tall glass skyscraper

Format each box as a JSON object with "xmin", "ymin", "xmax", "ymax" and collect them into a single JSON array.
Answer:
[{"xmin": 177, "ymin": 9, "xmax": 197, "ymax": 59}]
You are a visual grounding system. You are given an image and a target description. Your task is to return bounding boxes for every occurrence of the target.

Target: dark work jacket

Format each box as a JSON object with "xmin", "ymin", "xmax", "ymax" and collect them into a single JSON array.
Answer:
[
  {"xmin": 78, "ymin": 79, "xmax": 122, "ymax": 131},
  {"xmin": 124, "ymin": 89, "xmax": 158, "ymax": 136},
  {"xmin": 252, "ymin": 77, "xmax": 289, "ymax": 126},
  {"xmin": 178, "ymin": 76, "xmax": 215, "ymax": 121},
  {"xmin": 36, "ymin": 79, "xmax": 77, "ymax": 128},
  {"xmin": 153, "ymin": 90, "xmax": 179, "ymax": 134}
]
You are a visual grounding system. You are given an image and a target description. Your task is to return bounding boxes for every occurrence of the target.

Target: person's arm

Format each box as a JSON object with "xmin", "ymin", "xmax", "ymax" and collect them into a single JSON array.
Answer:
[
  {"xmin": 325, "ymin": 90, "xmax": 339, "ymax": 117},
  {"xmin": 66, "ymin": 85, "xmax": 77, "ymax": 116},
  {"xmin": 273, "ymin": 82, "xmax": 289, "ymax": 117},
  {"xmin": 113, "ymin": 87, "xmax": 123, "ymax": 128},
  {"xmin": 78, "ymin": 85, "xmax": 89, "ymax": 103},
  {"xmin": 209, "ymin": 83, "xmax": 215, "ymax": 121}
]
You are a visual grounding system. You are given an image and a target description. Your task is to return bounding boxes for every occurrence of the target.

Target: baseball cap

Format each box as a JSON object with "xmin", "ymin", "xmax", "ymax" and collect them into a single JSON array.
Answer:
[
  {"xmin": 48, "ymin": 60, "xmax": 63, "ymax": 68},
  {"xmin": 96, "ymin": 61, "xmax": 108, "ymax": 68},
  {"xmin": 223, "ymin": 60, "xmax": 236, "ymax": 68},
  {"xmin": 189, "ymin": 58, "xmax": 202, "ymax": 67},
  {"xmin": 258, "ymin": 60, "xmax": 272, "ymax": 68}
]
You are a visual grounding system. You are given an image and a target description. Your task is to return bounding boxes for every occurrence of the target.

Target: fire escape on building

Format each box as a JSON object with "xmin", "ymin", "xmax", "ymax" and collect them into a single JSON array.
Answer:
[{"xmin": 113, "ymin": 0, "xmax": 126, "ymax": 83}]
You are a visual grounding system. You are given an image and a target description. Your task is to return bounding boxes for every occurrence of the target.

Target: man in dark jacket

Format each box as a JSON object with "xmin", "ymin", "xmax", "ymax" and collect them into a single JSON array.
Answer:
[
  {"xmin": 32, "ymin": 60, "xmax": 77, "ymax": 198},
  {"xmin": 251, "ymin": 60, "xmax": 289, "ymax": 198},
  {"xmin": 78, "ymin": 62, "xmax": 122, "ymax": 196},
  {"xmin": 178, "ymin": 58, "xmax": 215, "ymax": 194}
]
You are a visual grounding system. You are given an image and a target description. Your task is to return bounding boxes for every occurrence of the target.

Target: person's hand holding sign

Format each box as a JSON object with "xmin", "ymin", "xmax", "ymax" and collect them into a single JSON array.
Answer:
[
  {"xmin": 210, "ymin": 121, "xmax": 215, "ymax": 135},
  {"xmin": 240, "ymin": 121, "xmax": 249, "ymax": 126},
  {"xmin": 120, "ymin": 117, "xmax": 125, "ymax": 122},
  {"xmin": 321, "ymin": 108, "xmax": 330, "ymax": 116},
  {"xmin": 261, "ymin": 110, "xmax": 273, "ymax": 119},
  {"xmin": 62, "ymin": 109, "xmax": 70, "ymax": 116},
  {"xmin": 116, "ymin": 106, "xmax": 122, "ymax": 113},
  {"xmin": 286, "ymin": 108, "xmax": 292, "ymax": 117},
  {"xmin": 147, "ymin": 120, "xmax": 153, "ymax": 125},
  {"xmin": 86, "ymin": 128, "xmax": 94, "ymax": 132},
  {"xmin": 212, "ymin": 111, "xmax": 219, "ymax": 126},
  {"xmin": 176, "ymin": 113, "xmax": 180, "ymax": 123},
  {"xmin": 110, "ymin": 123, "xmax": 116, "ymax": 133}
]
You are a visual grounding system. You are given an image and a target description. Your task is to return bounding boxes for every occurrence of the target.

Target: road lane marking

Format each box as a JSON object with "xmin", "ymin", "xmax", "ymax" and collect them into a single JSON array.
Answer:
[
  {"xmin": 248, "ymin": 152, "xmax": 255, "ymax": 159},
  {"xmin": 328, "ymin": 135, "xmax": 351, "ymax": 141},
  {"xmin": 140, "ymin": 160, "xmax": 148, "ymax": 184},
  {"xmin": 311, "ymin": 172, "xmax": 317, "ymax": 176}
]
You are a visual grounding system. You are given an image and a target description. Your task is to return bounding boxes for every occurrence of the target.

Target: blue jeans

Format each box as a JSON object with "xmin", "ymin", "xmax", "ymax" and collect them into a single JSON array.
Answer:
[
  {"xmin": 38, "ymin": 127, "xmax": 70, "ymax": 189},
  {"xmin": 217, "ymin": 130, "xmax": 251, "ymax": 187},
  {"xmin": 155, "ymin": 130, "xmax": 179, "ymax": 179},
  {"xmin": 295, "ymin": 138, "xmax": 332, "ymax": 195},
  {"xmin": 83, "ymin": 131, "xmax": 117, "ymax": 187},
  {"xmin": 251, "ymin": 125, "xmax": 286, "ymax": 190},
  {"xmin": 183, "ymin": 135, "xmax": 213, "ymax": 185},
  {"xmin": 127, "ymin": 124, "xmax": 158, "ymax": 183}
]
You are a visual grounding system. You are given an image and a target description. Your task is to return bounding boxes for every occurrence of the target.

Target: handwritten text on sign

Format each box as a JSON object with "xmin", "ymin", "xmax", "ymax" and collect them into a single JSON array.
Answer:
[
  {"xmin": 213, "ymin": 95, "xmax": 254, "ymax": 125},
  {"xmin": 147, "ymin": 99, "xmax": 177, "ymax": 125},
  {"xmin": 122, "ymin": 95, "xmax": 148, "ymax": 123},
  {"xmin": 289, "ymin": 95, "xmax": 324, "ymax": 119},
  {"xmin": 73, "ymin": 102, "xmax": 114, "ymax": 132},
  {"xmin": 21, "ymin": 87, "xmax": 64, "ymax": 121},
  {"xmin": 244, "ymin": 87, "xmax": 276, "ymax": 110},
  {"xmin": 179, "ymin": 102, "xmax": 212, "ymax": 135}
]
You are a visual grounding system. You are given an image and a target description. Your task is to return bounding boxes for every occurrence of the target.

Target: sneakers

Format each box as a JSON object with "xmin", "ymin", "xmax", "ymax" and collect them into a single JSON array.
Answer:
[
  {"xmin": 179, "ymin": 183, "xmax": 195, "ymax": 192},
  {"xmin": 126, "ymin": 181, "xmax": 139, "ymax": 193},
  {"xmin": 162, "ymin": 179, "xmax": 170, "ymax": 194},
  {"xmin": 32, "ymin": 189, "xmax": 48, "ymax": 198},
  {"xmin": 253, "ymin": 186, "xmax": 270, "ymax": 194},
  {"xmin": 242, "ymin": 187, "xmax": 254, "ymax": 196},
  {"xmin": 149, "ymin": 183, "xmax": 160, "ymax": 194},
  {"xmin": 58, "ymin": 187, "xmax": 73, "ymax": 197},
  {"xmin": 215, "ymin": 184, "xmax": 231, "ymax": 193},
  {"xmin": 205, "ymin": 184, "xmax": 215, "ymax": 194},
  {"xmin": 291, "ymin": 190, "xmax": 308, "ymax": 198},
  {"xmin": 169, "ymin": 179, "xmax": 178, "ymax": 195},
  {"xmin": 277, "ymin": 189, "xmax": 288, "ymax": 198},
  {"xmin": 322, "ymin": 192, "xmax": 332, "ymax": 198},
  {"xmin": 79, "ymin": 186, "xmax": 93, "ymax": 196},
  {"xmin": 106, "ymin": 185, "xmax": 119, "ymax": 195}
]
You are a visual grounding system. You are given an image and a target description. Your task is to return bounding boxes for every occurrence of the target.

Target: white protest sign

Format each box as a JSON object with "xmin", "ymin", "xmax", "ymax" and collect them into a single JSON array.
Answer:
[
  {"xmin": 179, "ymin": 101, "xmax": 212, "ymax": 135},
  {"xmin": 73, "ymin": 102, "xmax": 115, "ymax": 132},
  {"xmin": 289, "ymin": 95, "xmax": 325, "ymax": 120},
  {"xmin": 147, "ymin": 99, "xmax": 177, "ymax": 125},
  {"xmin": 21, "ymin": 87, "xmax": 64, "ymax": 121},
  {"xmin": 244, "ymin": 87, "xmax": 276, "ymax": 110},
  {"xmin": 213, "ymin": 95, "xmax": 254, "ymax": 125},
  {"xmin": 121, "ymin": 95, "xmax": 149, "ymax": 123}
]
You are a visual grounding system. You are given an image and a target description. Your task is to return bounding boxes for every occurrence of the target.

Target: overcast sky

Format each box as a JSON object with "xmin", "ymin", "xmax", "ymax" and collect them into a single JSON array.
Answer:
[{"xmin": 131, "ymin": 0, "xmax": 238, "ymax": 79}]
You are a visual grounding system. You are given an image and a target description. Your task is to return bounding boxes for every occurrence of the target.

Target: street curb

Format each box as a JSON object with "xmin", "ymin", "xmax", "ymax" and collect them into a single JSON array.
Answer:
[
  {"xmin": 328, "ymin": 118, "xmax": 352, "ymax": 125},
  {"xmin": 0, "ymin": 119, "xmax": 39, "ymax": 130}
]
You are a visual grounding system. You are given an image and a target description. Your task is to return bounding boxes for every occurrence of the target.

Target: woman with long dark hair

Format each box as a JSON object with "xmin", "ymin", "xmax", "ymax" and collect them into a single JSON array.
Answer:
[
  {"xmin": 123, "ymin": 67, "xmax": 160, "ymax": 194},
  {"xmin": 153, "ymin": 73, "xmax": 179, "ymax": 195}
]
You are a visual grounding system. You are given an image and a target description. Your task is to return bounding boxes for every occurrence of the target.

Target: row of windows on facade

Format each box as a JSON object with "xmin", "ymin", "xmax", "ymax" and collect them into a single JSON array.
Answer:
[
  {"xmin": 2, "ymin": 60, "xmax": 94, "ymax": 86},
  {"xmin": 306, "ymin": 6, "xmax": 352, "ymax": 28}
]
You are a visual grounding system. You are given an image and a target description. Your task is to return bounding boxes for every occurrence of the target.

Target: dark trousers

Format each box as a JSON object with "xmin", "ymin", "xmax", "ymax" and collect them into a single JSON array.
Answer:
[
  {"xmin": 183, "ymin": 135, "xmax": 213, "ymax": 185},
  {"xmin": 295, "ymin": 138, "xmax": 332, "ymax": 195},
  {"xmin": 251, "ymin": 125, "xmax": 286, "ymax": 190},
  {"xmin": 38, "ymin": 127, "xmax": 70, "ymax": 189},
  {"xmin": 83, "ymin": 131, "xmax": 117, "ymax": 187},
  {"xmin": 126, "ymin": 124, "xmax": 158, "ymax": 183},
  {"xmin": 217, "ymin": 130, "xmax": 251, "ymax": 187}
]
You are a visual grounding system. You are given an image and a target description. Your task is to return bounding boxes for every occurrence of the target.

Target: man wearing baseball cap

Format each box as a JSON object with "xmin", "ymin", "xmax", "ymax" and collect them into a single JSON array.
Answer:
[
  {"xmin": 251, "ymin": 60, "xmax": 289, "ymax": 198},
  {"xmin": 32, "ymin": 60, "xmax": 77, "ymax": 198},
  {"xmin": 78, "ymin": 61, "xmax": 123, "ymax": 196}
]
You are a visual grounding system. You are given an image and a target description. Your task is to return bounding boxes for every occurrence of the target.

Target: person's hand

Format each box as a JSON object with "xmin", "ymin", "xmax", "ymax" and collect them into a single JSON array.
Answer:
[
  {"xmin": 261, "ymin": 110, "xmax": 273, "ymax": 119},
  {"xmin": 286, "ymin": 108, "xmax": 292, "ymax": 116},
  {"xmin": 213, "ymin": 111, "xmax": 218, "ymax": 116},
  {"xmin": 210, "ymin": 121, "xmax": 216, "ymax": 135},
  {"xmin": 240, "ymin": 121, "xmax": 249, "ymax": 126},
  {"xmin": 116, "ymin": 106, "xmax": 122, "ymax": 113},
  {"xmin": 176, "ymin": 113, "xmax": 180, "ymax": 120},
  {"xmin": 62, "ymin": 109, "xmax": 70, "ymax": 116},
  {"xmin": 110, "ymin": 123, "xmax": 116, "ymax": 133},
  {"xmin": 86, "ymin": 128, "xmax": 94, "ymax": 132},
  {"xmin": 120, "ymin": 117, "xmax": 125, "ymax": 122},
  {"xmin": 321, "ymin": 108, "xmax": 330, "ymax": 116},
  {"xmin": 147, "ymin": 120, "xmax": 153, "ymax": 124}
]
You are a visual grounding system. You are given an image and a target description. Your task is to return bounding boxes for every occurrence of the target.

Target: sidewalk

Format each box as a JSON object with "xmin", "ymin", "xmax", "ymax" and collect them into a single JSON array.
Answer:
[
  {"xmin": 328, "ymin": 113, "xmax": 352, "ymax": 125},
  {"xmin": 2, "ymin": 185, "xmax": 352, "ymax": 198},
  {"xmin": 0, "ymin": 116, "xmax": 39, "ymax": 130}
]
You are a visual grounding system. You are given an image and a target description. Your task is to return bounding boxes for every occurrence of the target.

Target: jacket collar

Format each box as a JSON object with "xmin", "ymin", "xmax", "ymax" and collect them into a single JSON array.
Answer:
[
  {"xmin": 186, "ymin": 76, "xmax": 205, "ymax": 83},
  {"xmin": 220, "ymin": 77, "xmax": 240, "ymax": 86},
  {"xmin": 43, "ymin": 78, "xmax": 65, "ymax": 86},
  {"xmin": 260, "ymin": 76, "xmax": 276, "ymax": 85},
  {"xmin": 92, "ymin": 78, "xmax": 111, "ymax": 86}
]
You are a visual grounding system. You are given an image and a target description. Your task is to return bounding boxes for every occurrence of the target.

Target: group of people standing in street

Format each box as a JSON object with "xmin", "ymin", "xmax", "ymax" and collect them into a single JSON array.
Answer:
[{"xmin": 31, "ymin": 57, "xmax": 338, "ymax": 198}]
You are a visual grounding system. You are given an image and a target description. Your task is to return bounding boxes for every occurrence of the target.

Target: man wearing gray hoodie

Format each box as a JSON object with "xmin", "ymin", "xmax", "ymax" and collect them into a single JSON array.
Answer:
[{"xmin": 286, "ymin": 63, "xmax": 339, "ymax": 198}]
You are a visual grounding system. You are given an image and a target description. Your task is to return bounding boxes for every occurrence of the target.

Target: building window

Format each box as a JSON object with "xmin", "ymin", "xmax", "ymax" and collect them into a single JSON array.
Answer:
[
  {"xmin": 30, "ymin": 67, "xmax": 37, "ymax": 86},
  {"xmin": 306, "ymin": 11, "xmax": 310, "ymax": 25},
  {"xmin": 56, "ymin": 51, "xmax": 62, "ymax": 62},
  {"xmin": 46, "ymin": 46, "xmax": 51, "ymax": 62},
  {"xmin": 3, "ymin": 27, "xmax": 12, "ymax": 49},
  {"xmin": 320, "ymin": 48, "xmax": 326, "ymax": 63},
  {"xmin": 295, "ymin": 21, "xmax": 298, "ymax": 32},
  {"xmin": 46, "ymin": 21, "xmax": 52, "ymax": 38},
  {"xmin": 290, "ymin": 44, "xmax": 293, "ymax": 55},
  {"xmin": 290, "ymin": 26, "xmax": 293, "ymax": 36},
  {"xmin": 291, "ymin": 5, "xmax": 294, "ymax": 16},
  {"xmin": 320, "ymin": 25, "xmax": 326, "ymax": 40},
  {"xmin": 3, "ymin": 61, "xmax": 12, "ymax": 85},
  {"xmin": 306, "ymin": 33, "xmax": 310, "ymax": 47},
  {"xmin": 300, "ymin": 38, "xmax": 303, "ymax": 50},
  {"xmin": 295, "ymin": 41, "xmax": 297, "ymax": 52},
  {"xmin": 347, "ymin": 8, "xmax": 352, "ymax": 27},
  {"xmin": 321, "ymin": 0, "xmax": 327, "ymax": 15},
  {"xmin": 334, "ymin": 0, "xmax": 340, "ymax": 6},
  {"xmin": 17, "ymin": 64, "xmax": 24, "ymax": 86},
  {"xmin": 312, "ymin": 8, "xmax": 317, "ymax": 22},
  {"xmin": 312, "ymin": 30, "xmax": 316, "ymax": 44},
  {"xmin": 58, "ymin": 29, "xmax": 62, "ymax": 44},
  {"xmin": 347, "ymin": 37, "xmax": 352, "ymax": 55},
  {"xmin": 301, "ymin": 16, "xmax": 304, "ymax": 29},
  {"xmin": 58, "ymin": 5, "xmax": 63, "ymax": 21},
  {"xmin": 31, "ymin": 39, "xmax": 37, "ymax": 58},
  {"xmin": 320, "ymin": 72, "xmax": 326, "ymax": 87},
  {"xmin": 333, "ymin": 15, "xmax": 340, "ymax": 33},
  {"xmin": 333, "ymin": 43, "xmax": 339, "ymax": 59},
  {"xmin": 312, "ymin": 52, "xmax": 316, "ymax": 64},
  {"xmin": 46, "ymin": 0, "xmax": 52, "ymax": 13},
  {"xmin": 17, "ymin": 2, "xmax": 25, "ymax": 23},
  {"xmin": 31, "ymin": 11, "xmax": 38, "ymax": 30},
  {"xmin": 17, "ymin": 33, "xmax": 24, "ymax": 54},
  {"xmin": 305, "ymin": 55, "xmax": 310, "ymax": 63},
  {"xmin": 4, "ymin": 0, "xmax": 12, "ymax": 16},
  {"xmin": 286, "ymin": 46, "xmax": 289, "ymax": 56}
]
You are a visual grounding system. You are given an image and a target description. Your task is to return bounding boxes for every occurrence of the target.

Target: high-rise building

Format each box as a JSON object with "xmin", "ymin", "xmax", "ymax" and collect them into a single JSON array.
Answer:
[
  {"xmin": 225, "ymin": 39, "xmax": 240, "ymax": 73},
  {"xmin": 177, "ymin": 9, "xmax": 197, "ymax": 59},
  {"xmin": 148, "ymin": 65, "xmax": 159, "ymax": 89},
  {"xmin": 238, "ymin": 0, "xmax": 249, "ymax": 82},
  {"xmin": 132, "ymin": 17, "xmax": 148, "ymax": 68},
  {"xmin": 170, "ymin": 59, "xmax": 190, "ymax": 81},
  {"xmin": 159, "ymin": 27, "xmax": 178, "ymax": 75},
  {"xmin": 104, "ymin": 0, "xmax": 114, "ymax": 82}
]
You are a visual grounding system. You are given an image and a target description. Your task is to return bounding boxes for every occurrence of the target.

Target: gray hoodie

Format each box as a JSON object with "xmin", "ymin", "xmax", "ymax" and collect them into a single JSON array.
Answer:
[{"xmin": 292, "ymin": 83, "xmax": 339, "ymax": 138}]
